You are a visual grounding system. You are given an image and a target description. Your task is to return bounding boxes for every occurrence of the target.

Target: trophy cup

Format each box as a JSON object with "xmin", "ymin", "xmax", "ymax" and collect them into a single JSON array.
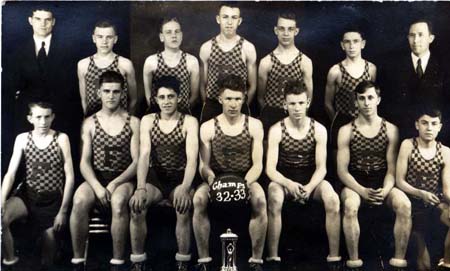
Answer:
[{"xmin": 220, "ymin": 228, "xmax": 238, "ymax": 271}]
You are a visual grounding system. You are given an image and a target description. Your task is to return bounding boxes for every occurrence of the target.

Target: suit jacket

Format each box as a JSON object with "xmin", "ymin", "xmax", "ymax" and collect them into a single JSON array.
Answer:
[{"xmin": 380, "ymin": 51, "xmax": 449, "ymax": 140}]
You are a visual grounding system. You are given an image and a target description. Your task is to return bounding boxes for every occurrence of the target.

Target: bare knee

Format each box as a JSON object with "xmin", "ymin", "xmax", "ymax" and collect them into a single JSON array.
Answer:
[
  {"xmin": 72, "ymin": 194, "xmax": 92, "ymax": 215},
  {"xmin": 268, "ymin": 183, "xmax": 284, "ymax": 215},
  {"xmin": 193, "ymin": 190, "xmax": 209, "ymax": 213},
  {"xmin": 343, "ymin": 198, "xmax": 360, "ymax": 219},
  {"xmin": 394, "ymin": 200, "xmax": 411, "ymax": 219},
  {"xmin": 250, "ymin": 189, "xmax": 267, "ymax": 215},
  {"xmin": 111, "ymin": 194, "xmax": 129, "ymax": 217},
  {"xmin": 323, "ymin": 191, "xmax": 340, "ymax": 215}
]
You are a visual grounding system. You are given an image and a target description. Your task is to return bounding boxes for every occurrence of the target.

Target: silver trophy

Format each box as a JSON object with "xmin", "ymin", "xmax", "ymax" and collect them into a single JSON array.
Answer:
[{"xmin": 220, "ymin": 228, "xmax": 238, "ymax": 271}]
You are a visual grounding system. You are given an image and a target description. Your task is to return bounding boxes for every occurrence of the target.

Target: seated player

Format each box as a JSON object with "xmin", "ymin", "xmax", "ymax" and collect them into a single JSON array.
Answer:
[
  {"xmin": 1, "ymin": 101, "xmax": 75, "ymax": 271},
  {"xmin": 193, "ymin": 74, "xmax": 267, "ymax": 271},
  {"xmin": 128, "ymin": 75, "xmax": 199, "ymax": 271},
  {"xmin": 337, "ymin": 81, "xmax": 411, "ymax": 271},
  {"xmin": 70, "ymin": 71, "xmax": 140, "ymax": 271},
  {"xmin": 265, "ymin": 79, "xmax": 341, "ymax": 271},
  {"xmin": 396, "ymin": 107, "xmax": 450, "ymax": 271}
]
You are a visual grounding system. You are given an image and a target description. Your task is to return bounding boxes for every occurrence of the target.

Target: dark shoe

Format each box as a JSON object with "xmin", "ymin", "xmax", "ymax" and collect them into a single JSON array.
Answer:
[
  {"xmin": 110, "ymin": 264, "xmax": 127, "ymax": 271},
  {"xmin": 72, "ymin": 263, "xmax": 84, "ymax": 271},
  {"xmin": 130, "ymin": 262, "xmax": 148, "ymax": 271},
  {"xmin": 249, "ymin": 262, "xmax": 264, "ymax": 271},
  {"xmin": 176, "ymin": 261, "xmax": 189, "ymax": 271},
  {"xmin": 328, "ymin": 261, "xmax": 342, "ymax": 271},
  {"xmin": 266, "ymin": 260, "xmax": 281, "ymax": 271},
  {"xmin": 194, "ymin": 262, "xmax": 211, "ymax": 271},
  {"xmin": 346, "ymin": 266, "xmax": 363, "ymax": 271},
  {"xmin": 390, "ymin": 267, "xmax": 407, "ymax": 271}
]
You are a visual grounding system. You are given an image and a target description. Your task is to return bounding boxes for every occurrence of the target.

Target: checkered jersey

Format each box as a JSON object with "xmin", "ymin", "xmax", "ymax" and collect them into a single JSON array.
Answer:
[
  {"xmin": 349, "ymin": 119, "xmax": 388, "ymax": 172},
  {"xmin": 150, "ymin": 52, "xmax": 191, "ymax": 113},
  {"xmin": 406, "ymin": 138, "xmax": 443, "ymax": 195},
  {"xmin": 24, "ymin": 132, "xmax": 65, "ymax": 192},
  {"xmin": 206, "ymin": 37, "xmax": 247, "ymax": 100},
  {"xmin": 85, "ymin": 55, "xmax": 129, "ymax": 116},
  {"xmin": 334, "ymin": 61, "xmax": 370, "ymax": 117},
  {"xmin": 211, "ymin": 115, "xmax": 252, "ymax": 173},
  {"xmin": 92, "ymin": 114, "xmax": 133, "ymax": 172},
  {"xmin": 150, "ymin": 113, "xmax": 186, "ymax": 171},
  {"xmin": 264, "ymin": 52, "xmax": 304, "ymax": 108},
  {"xmin": 278, "ymin": 118, "xmax": 316, "ymax": 168}
]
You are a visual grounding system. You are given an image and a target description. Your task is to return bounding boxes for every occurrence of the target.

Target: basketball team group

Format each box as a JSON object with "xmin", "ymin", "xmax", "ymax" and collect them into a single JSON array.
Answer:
[{"xmin": 2, "ymin": 3, "xmax": 450, "ymax": 271}]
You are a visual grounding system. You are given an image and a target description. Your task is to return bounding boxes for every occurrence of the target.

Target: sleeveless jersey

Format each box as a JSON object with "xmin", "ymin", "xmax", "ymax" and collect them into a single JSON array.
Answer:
[
  {"xmin": 211, "ymin": 116, "xmax": 252, "ymax": 173},
  {"xmin": 406, "ymin": 138, "xmax": 443, "ymax": 196},
  {"xmin": 206, "ymin": 37, "xmax": 247, "ymax": 100},
  {"xmin": 85, "ymin": 55, "xmax": 128, "ymax": 115},
  {"xmin": 24, "ymin": 132, "xmax": 65, "ymax": 192},
  {"xmin": 264, "ymin": 52, "xmax": 304, "ymax": 108},
  {"xmin": 92, "ymin": 114, "xmax": 133, "ymax": 172},
  {"xmin": 150, "ymin": 113, "xmax": 186, "ymax": 171},
  {"xmin": 349, "ymin": 119, "xmax": 388, "ymax": 172},
  {"xmin": 278, "ymin": 118, "xmax": 315, "ymax": 168},
  {"xmin": 335, "ymin": 61, "xmax": 370, "ymax": 117},
  {"xmin": 151, "ymin": 52, "xmax": 191, "ymax": 113}
]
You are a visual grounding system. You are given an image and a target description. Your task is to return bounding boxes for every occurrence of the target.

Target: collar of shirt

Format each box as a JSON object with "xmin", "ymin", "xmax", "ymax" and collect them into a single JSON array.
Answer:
[
  {"xmin": 411, "ymin": 50, "xmax": 431, "ymax": 73},
  {"xmin": 33, "ymin": 34, "xmax": 52, "ymax": 56}
]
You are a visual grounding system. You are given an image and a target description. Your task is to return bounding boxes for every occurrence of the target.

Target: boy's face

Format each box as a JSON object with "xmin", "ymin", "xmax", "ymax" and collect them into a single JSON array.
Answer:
[
  {"xmin": 92, "ymin": 27, "xmax": 117, "ymax": 54},
  {"xmin": 160, "ymin": 21, "xmax": 182, "ymax": 50},
  {"xmin": 156, "ymin": 87, "xmax": 179, "ymax": 114},
  {"xmin": 284, "ymin": 92, "xmax": 310, "ymax": 120},
  {"xmin": 216, "ymin": 6, "xmax": 241, "ymax": 37},
  {"xmin": 341, "ymin": 32, "xmax": 365, "ymax": 58},
  {"xmin": 415, "ymin": 114, "xmax": 442, "ymax": 142},
  {"xmin": 408, "ymin": 22, "xmax": 434, "ymax": 57},
  {"xmin": 28, "ymin": 10, "xmax": 55, "ymax": 38},
  {"xmin": 28, "ymin": 106, "xmax": 54, "ymax": 133},
  {"xmin": 98, "ymin": 82, "xmax": 123, "ymax": 110},
  {"xmin": 219, "ymin": 88, "xmax": 245, "ymax": 118},
  {"xmin": 355, "ymin": 87, "xmax": 380, "ymax": 117},
  {"xmin": 274, "ymin": 17, "xmax": 298, "ymax": 47}
]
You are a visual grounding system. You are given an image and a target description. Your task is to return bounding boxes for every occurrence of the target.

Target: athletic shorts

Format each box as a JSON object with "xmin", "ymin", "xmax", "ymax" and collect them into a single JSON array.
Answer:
[
  {"xmin": 330, "ymin": 112, "xmax": 353, "ymax": 149},
  {"xmin": 200, "ymin": 98, "xmax": 250, "ymax": 124},
  {"xmin": 410, "ymin": 194, "xmax": 444, "ymax": 233},
  {"xmin": 260, "ymin": 106, "xmax": 287, "ymax": 138},
  {"xmin": 349, "ymin": 168, "xmax": 386, "ymax": 190},
  {"xmin": 147, "ymin": 167, "xmax": 185, "ymax": 199},
  {"xmin": 15, "ymin": 184, "xmax": 62, "ymax": 234},
  {"xmin": 278, "ymin": 166, "xmax": 315, "ymax": 202},
  {"xmin": 95, "ymin": 170, "xmax": 123, "ymax": 186}
]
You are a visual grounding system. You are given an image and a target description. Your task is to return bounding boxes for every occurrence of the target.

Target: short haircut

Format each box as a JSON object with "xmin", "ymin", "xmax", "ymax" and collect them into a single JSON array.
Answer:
[
  {"xmin": 28, "ymin": 101, "xmax": 54, "ymax": 115},
  {"xmin": 219, "ymin": 3, "xmax": 241, "ymax": 14},
  {"xmin": 410, "ymin": 18, "xmax": 433, "ymax": 35},
  {"xmin": 93, "ymin": 20, "xmax": 117, "ymax": 35},
  {"xmin": 218, "ymin": 74, "xmax": 246, "ymax": 94},
  {"xmin": 30, "ymin": 7, "xmax": 54, "ymax": 18},
  {"xmin": 283, "ymin": 79, "xmax": 307, "ymax": 98},
  {"xmin": 160, "ymin": 17, "xmax": 181, "ymax": 33},
  {"xmin": 415, "ymin": 105, "xmax": 442, "ymax": 121},
  {"xmin": 153, "ymin": 75, "xmax": 181, "ymax": 96},
  {"xmin": 98, "ymin": 71, "xmax": 124, "ymax": 89},
  {"xmin": 278, "ymin": 13, "xmax": 297, "ymax": 24},
  {"xmin": 342, "ymin": 26, "xmax": 365, "ymax": 40},
  {"xmin": 354, "ymin": 80, "xmax": 381, "ymax": 96}
]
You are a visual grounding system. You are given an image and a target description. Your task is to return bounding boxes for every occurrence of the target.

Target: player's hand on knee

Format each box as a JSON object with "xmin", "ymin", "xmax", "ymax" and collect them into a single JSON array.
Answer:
[
  {"xmin": 369, "ymin": 188, "xmax": 384, "ymax": 205},
  {"xmin": 174, "ymin": 185, "xmax": 191, "ymax": 214},
  {"xmin": 286, "ymin": 181, "xmax": 303, "ymax": 201},
  {"xmin": 419, "ymin": 190, "xmax": 440, "ymax": 206},
  {"xmin": 95, "ymin": 186, "xmax": 111, "ymax": 210},
  {"xmin": 130, "ymin": 189, "xmax": 148, "ymax": 213},
  {"xmin": 106, "ymin": 182, "xmax": 118, "ymax": 195},
  {"xmin": 53, "ymin": 211, "xmax": 67, "ymax": 232}
]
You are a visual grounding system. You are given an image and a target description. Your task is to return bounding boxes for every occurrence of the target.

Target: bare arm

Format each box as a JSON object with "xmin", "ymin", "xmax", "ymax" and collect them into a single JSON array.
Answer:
[
  {"xmin": 305, "ymin": 122, "xmax": 327, "ymax": 191},
  {"xmin": 77, "ymin": 59, "xmax": 88, "ymax": 116},
  {"xmin": 199, "ymin": 120, "xmax": 216, "ymax": 184},
  {"xmin": 244, "ymin": 41, "xmax": 257, "ymax": 104},
  {"xmin": 382, "ymin": 123, "xmax": 399, "ymax": 197},
  {"xmin": 257, "ymin": 55, "xmax": 271, "ymax": 109},
  {"xmin": 57, "ymin": 133, "xmax": 75, "ymax": 215},
  {"xmin": 369, "ymin": 62, "xmax": 377, "ymax": 82},
  {"xmin": 265, "ymin": 123, "xmax": 291, "ymax": 186},
  {"xmin": 120, "ymin": 58, "xmax": 138, "ymax": 115},
  {"xmin": 324, "ymin": 65, "xmax": 339, "ymax": 121},
  {"xmin": 181, "ymin": 116, "xmax": 199, "ymax": 189},
  {"xmin": 396, "ymin": 139, "xmax": 422, "ymax": 197},
  {"xmin": 1, "ymin": 134, "xmax": 26, "ymax": 206},
  {"xmin": 199, "ymin": 41, "xmax": 212, "ymax": 103},
  {"xmin": 245, "ymin": 118, "xmax": 264, "ymax": 185},
  {"xmin": 187, "ymin": 55, "xmax": 200, "ymax": 108},
  {"xmin": 135, "ymin": 115, "xmax": 153, "ymax": 191},
  {"xmin": 143, "ymin": 55, "xmax": 157, "ymax": 107},
  {"xmin": 302, "ymin": 55, "xmax": 314, "ymax": 102},
  {"xmin": 442, "ymin": 147, "xmax": 450, "ymax": 203}
]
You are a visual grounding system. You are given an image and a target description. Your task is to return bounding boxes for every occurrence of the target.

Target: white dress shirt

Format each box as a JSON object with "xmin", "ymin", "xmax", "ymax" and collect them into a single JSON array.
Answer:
[
  {"xmin": 33, "ymin": 34, "xmax": 52, "ymax": 56},
  {"xmin": 411, "ymin": 50, "xmax": 430, "ymax": 74}
]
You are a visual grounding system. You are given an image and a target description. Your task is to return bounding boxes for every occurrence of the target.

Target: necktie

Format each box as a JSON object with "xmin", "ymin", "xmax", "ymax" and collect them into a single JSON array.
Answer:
[
  {"xmin": 416, "ymin": 58, "xmax": 423, "ymax": 79},
  {"xmin": 37, "ymin": 41, "xmax": 47, "ymax": 71}
]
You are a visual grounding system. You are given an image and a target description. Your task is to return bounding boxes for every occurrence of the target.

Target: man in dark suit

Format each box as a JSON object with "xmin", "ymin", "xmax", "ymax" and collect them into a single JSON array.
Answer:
[{"xmin": 380, "ymin": 19, "xmax": 448, "ymax": 143}]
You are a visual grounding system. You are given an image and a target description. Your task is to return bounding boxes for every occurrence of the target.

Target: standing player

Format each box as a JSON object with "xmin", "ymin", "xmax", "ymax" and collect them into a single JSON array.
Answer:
[
  {"xmin": 70, "ymin": 71, "xmax": 140, "ymax": 271},
  {"xmin": 396, "ymin": 108, "xmax": 450, "ymax": 271},
  {"xmin": 199, "ymin": 4, "xmax": 257, "ymax": 123},
  {"xmin": 337, "ymin": 81, "xmax": 411, "ymax": 271},
  {"xmin": 1, "ymin": 102, "xmax": 75, "ymax": 270},
  {"xmin": 193, "ymin": 74, "xmax": 267, "ymax": 271},
  {"xmin": 143, "ymin": 17, "xmax": 199, "ymax": 114},
  {"xmin": 78, "ymin": 20, "xmax": 137, "ymax": 117},
  {"xmin": 265, "ymin": 80, "xmax": 341, "ymax": 271},
  {"xmin": 324, "ymin": 28, "xmax": 376, "ymax": 150},
  {"xmin": 257, "ymin": 13, "xmax": 313, "ymax": 137},
  {"xmin": 128, "ymin": 75, "xmax": 199, "ymax": 271}
]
